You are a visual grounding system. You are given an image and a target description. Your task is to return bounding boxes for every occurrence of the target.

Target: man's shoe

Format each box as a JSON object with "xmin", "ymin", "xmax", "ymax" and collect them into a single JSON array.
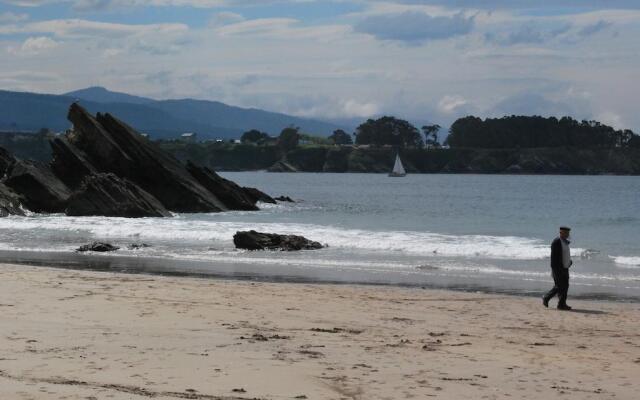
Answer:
[
  {"xmin": 542, "ymin": 297, "xmax": 549, "ymax": 308},
  {"xmin": 557, "ymin": 304, "xmax": 572, "ymax": 311}
]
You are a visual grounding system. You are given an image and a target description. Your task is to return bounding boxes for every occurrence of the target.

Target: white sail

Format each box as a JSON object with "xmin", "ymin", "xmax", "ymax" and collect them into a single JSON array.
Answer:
[{"xmin": 389, "ymin": 153, "xmax": 406, "ymax": 176}]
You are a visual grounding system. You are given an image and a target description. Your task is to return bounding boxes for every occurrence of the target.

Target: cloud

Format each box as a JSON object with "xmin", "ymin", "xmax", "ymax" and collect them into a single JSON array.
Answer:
[
  {"xmin": 8, "ymin": 36, "xmax": 59, "ymax": 55},
  {"xmin": 488, "ymin": 92, "xmax": 581, "ymax": 118},
  {"xmin": 233, "ymin": 91, "xmax": 380, "ymax": 119},
  {"xmin": 437, "ymin": 95, "xmax": 468, "ymax": 114},
  {"xmin": 209, "ymin": 11, "xmax": 245, "ymax": 27},
  {"xmin": 354, "ymin": 11, "xmax": 474, "ymax": 44},
  {"xmin": 578, "ymin": 20, "xmax": 612, "ymax": 37},
  {"xmin": 2, "ymin": 0, "xmax": 59, "ymax": 6},
  {"xmin": 10, "ymin": 19, "xmax": 189, "ymax": 39},
  {"xmin": 0, "ymin": 12, "xmax": 29, "ymax": 23},
  {"xmin": 71, "ymin": 0, "xmax": 113, "ymax": 11},
  {"xmin": 214, "ymin": 18, "xmax": 298, "ymax": 36},
  {"xmin": 1, "ymin": 0, "xmax": 298, "ymax": 9},
  {"xmin": 389, "ymin": 1, "xmax": 640, "ymax": 10},
  {"xmin": 595, "ymin": 111, "xmax": 625, "ymax": 129},
  {"xmin": 213, "ymin": 17, "xmax": 349, "ymax": 41},
  {"xmin": 485, "ymin": 22, "xmax": 572, "ymax": 45}
]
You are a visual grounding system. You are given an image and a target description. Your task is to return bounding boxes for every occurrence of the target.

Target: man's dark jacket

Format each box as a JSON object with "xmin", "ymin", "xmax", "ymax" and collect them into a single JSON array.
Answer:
[{"xmin": 550, "ymin": 237, "xmax": 570, "ymax": 272}]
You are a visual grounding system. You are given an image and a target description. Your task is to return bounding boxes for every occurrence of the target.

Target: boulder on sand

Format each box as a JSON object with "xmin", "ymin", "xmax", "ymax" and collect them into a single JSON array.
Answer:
[
  {"xmin": 76, "ymin": 242, "xmax": 120, "ymax": 252},
  {"xmin": 233, "ymin": 230, "xmax": 324, "ymax": 251},
  {"xmin": 66, "ymin": 173, "xmax": 171, "ymax": 218}
]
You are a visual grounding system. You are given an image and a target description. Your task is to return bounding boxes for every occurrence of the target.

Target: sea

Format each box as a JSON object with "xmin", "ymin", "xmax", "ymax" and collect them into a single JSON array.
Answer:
[{"xmin": 1, "ymin": 173, "xmax": 639, "ymax": 301}]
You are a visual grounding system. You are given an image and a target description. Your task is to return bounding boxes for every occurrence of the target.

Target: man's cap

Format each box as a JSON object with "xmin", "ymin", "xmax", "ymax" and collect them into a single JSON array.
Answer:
[{"xmin": 559, "ymin": 226, "xmax": 571, "ymax": 231}]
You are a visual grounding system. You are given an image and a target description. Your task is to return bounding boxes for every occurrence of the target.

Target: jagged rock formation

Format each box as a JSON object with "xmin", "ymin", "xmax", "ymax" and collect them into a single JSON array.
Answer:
[
  {"xmin": 4, "ymin": 160, "xmax": 71, "ymax": 213},
  {"xmin": 66, "ymin": 173, "xmax": 171, "ymax": 217},
  {"xmin": 55, "ymin": 104, "xmax": 229, "ymax": 212},
  {"xmin": 0, "ymin": 183, "xmax": 24, "ymax": 217},
  {"xmin": 186, "ymin": 161, "xmax": 258, "ymax": 211},
  {"xmin": 243, "ymin": 187, "xmax": 276, "ymax": 204},
  {"xmin": 0, "ymin": 103, "xmax": 273, "ymax": 217},
  {"xmin": 233, "ymin": 230, "xmax": 324, "ymax": 251},
  {"xmin": 49, "ymin": 137, "xmax": 98, "ymax": 189},
  {"xmin": 0, "ymin": 148, "xmax": 24, "ymax": 217},
  {"xmin": 0, "ymin": 147, "xmax": 15, "ymax": 176},
  {"xmin": 275, "ymin": 196, "xmax": 294, "ymax": 202}
]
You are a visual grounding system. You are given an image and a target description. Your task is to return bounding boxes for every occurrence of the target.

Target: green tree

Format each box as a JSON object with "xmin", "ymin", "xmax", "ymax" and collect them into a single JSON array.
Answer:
[
  {"xmin": 422, "ymin": 124, "xmax": 441, "ymax": 148},
  {"xmin": 628, "ymin": 134, "xmax": 640, "ymax": 148},
  {"xmin": 355, "ymin": 116, "xmax": 423, "ymax": 147},
  {"xmin": 328, "ymin": 129, "xmax": 353, "ymax": 145},
  {"xmin": 241, "ymin": 129, "xmax": 271, "ymax": 144},
  {"xmin": 277, "ymin": 126, "xmax": 300, "ymax": 151},
  {"xmin": 445, "ymin": 115, "xmax": 639, "ymax": 149}
]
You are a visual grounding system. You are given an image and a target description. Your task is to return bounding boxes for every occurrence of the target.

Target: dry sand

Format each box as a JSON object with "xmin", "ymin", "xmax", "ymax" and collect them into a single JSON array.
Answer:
[{"xmin": 0, "ymin": 263, "xmax": 638, "ymax": 400}]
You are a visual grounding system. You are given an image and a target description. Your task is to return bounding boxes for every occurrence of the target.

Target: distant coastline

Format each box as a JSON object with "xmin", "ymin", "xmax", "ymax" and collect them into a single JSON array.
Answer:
[
  {"xmin": 162, "ymin": 144, "xmax": 640, "ymax": 175},
  {"xmin": 3, "ymin": 111, "xmax": 640, "ymax": 175},
  {"xmin": 3, "ymin": 132, "xmax": 640, "ymax": 175}
]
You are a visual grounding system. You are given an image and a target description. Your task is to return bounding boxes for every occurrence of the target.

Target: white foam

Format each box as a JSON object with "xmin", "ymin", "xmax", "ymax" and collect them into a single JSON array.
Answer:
[
  {"xmin": 0, "ymin": 214, "xmax": 561, "ymax": 261},
  {"xmin": 610, "ymin": 256, "xmax": 640, "ymax": 268}
]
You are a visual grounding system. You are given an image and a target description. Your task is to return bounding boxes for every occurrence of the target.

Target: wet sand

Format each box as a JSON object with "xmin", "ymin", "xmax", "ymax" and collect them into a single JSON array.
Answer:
[{"xmin": 1, "ymin": 263, "xmax": 638, "ymax": 399}]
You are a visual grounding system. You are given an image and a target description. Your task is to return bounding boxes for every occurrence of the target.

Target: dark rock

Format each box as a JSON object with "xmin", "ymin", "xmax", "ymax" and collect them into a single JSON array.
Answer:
[
  {"xmin": 242, "ymin": 187, "xmax": 276, "ymax": 204},
  {"xmin": 53, "ymin": 104, "xmax": 228, "ymax": 213},
  {"xmin": 505, "ymin": 164, "xmax": 523, "ymax": 173},
  {"xmin": 274, "ymin": 195, "xmax": 294, "ymax": 203},
  {"xmin": 66, "ymin": 173, "xmax": 172, "ymax": 218},
  {"xmin": 0, "ymin": 183, "xmax": 25, "ymax": 217},
  {"xmin": 0, "ymin": 147, "xmax": 16, "ymax": 177},
  {"xmin": 267, "ymin": 160, "xmax": 298, "ymax": 172},
  {"xmin": 76, "ymin": 242, "xmax": 120, "ymax": 252},
  {"xmin": 233, "ymin": 230, "xmax": 324, "ymax": 251},
  {"xmin": 127, "ymin": 243, "xmax": 151, "ymax": 250},
  {"xmin": 186, "ymin": 161, "xmax": 258, "ymax": 211},
  {"xmin": 49, "ymin": 137, "xmax": 98, "ymax": 189},
  {"xmin": 4, "ymin": 160, "xmax": 71, "ymax": 213}
]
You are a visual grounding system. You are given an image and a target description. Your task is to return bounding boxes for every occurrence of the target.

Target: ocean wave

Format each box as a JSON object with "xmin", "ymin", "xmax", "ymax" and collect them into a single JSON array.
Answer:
[
  {"xmin": 610, "ymin": 256, "xmax": 640, "ymax": 268},
  {"xmin": 0, "ymin": 214, "xmax": 581, "ymax": 261}
]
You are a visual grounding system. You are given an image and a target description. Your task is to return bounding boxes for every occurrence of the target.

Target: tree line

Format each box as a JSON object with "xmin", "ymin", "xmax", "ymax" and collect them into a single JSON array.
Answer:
[
  {"xmin": 446, "ymin": 115, "xmax": 639, "ymax": 149},
  {"xmin": 241, "ymin": 117, "xmax": 441, "ymax": 149},
  {"xmin": 240, "ymin": 115, "xmax": 639, "ymax": 149}
]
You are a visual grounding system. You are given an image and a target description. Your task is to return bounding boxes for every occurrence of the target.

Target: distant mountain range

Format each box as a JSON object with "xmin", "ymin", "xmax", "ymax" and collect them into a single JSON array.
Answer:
[{"xmin": 0, "ymin": 87, "xmax": 346, "ymax": 140}]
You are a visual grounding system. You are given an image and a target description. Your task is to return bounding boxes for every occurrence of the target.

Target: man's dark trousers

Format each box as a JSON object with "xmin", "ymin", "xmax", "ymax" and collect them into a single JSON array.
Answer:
[{"xmin": 544, "ymin": 267, "xmax": 569, "ymax": 306}]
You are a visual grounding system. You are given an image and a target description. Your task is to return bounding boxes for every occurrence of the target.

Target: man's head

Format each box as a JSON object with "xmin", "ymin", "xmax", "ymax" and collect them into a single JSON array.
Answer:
[{"xmin": 559, "ymin": 226, "xmax": 571, "ymax": 239}]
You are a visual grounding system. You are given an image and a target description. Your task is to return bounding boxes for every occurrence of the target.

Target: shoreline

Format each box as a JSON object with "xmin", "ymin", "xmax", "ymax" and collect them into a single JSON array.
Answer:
[
  {"xmin": 2, "ymin": 252, "xmax": 639, "ymax": 304},
  {"xmin": 1, "ymin": 262, "xmax": 639, "ymax": 399}
]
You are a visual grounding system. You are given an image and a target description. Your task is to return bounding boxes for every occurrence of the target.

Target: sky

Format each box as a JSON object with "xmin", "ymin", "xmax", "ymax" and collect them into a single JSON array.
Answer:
[{"xmin": 1, "ymin": 0, "xmax": 639, "ymax": 130}]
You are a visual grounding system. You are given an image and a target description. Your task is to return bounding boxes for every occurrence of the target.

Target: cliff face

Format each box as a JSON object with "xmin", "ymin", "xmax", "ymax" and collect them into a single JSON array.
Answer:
[{"xmin": 159, "ymin": 144, "xmax": 640, "ymax": 175}]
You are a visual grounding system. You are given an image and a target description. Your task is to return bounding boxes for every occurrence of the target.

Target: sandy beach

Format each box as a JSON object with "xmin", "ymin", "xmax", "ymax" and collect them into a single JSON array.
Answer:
[{"xmin": 0, "ymin": 263, "xmax": 638, "ymax": 400}]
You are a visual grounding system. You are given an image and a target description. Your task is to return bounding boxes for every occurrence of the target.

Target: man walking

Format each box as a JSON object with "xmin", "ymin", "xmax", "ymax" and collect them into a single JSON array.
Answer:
[{"xmin": 543, "ymin": 226, "xmax": 573, "ymax": 310}]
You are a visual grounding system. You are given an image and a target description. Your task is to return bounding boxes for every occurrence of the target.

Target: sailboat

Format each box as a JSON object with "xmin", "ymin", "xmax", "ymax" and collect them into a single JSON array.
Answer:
[{"xmin": 389, "ymin": 152, "xmax": 407, "ymax": 177}]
